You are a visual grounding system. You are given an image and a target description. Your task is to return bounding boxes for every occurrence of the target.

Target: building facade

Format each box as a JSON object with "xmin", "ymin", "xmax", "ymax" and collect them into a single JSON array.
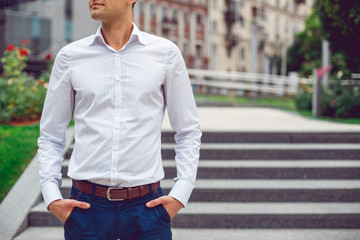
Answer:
[
  {"xmin": 2, "ymin": 0, "xmax": 209, "ymax": 70},
  {"xmin": 2, "ymin": 0, "xmax": 313, "ymax": 75},
  {"xmin": 4, "ymin": 0, "xmax": 100, "ymax": 58},
  {"xmin": 209, "ymin": 0, "xmax": 314, "ymax": 74},
  {"xmin": 133, "ymin": 0, "xmax": 209, "ymax": 69}
]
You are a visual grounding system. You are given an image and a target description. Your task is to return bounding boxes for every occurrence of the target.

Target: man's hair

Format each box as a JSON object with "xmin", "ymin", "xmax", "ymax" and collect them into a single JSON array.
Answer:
[{"xmin": 132, "ymin": 2, "xmax": 136, "ymax": 9}]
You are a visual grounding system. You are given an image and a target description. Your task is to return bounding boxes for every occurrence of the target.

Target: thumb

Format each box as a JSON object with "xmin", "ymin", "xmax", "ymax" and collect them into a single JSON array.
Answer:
[
  {"xmin": 71, "ymin": 200, "xmax": 91, "ymax": 209},
  {"xmin": 146, "ymin": 197, "xmax": 164, "ymax": 208}
]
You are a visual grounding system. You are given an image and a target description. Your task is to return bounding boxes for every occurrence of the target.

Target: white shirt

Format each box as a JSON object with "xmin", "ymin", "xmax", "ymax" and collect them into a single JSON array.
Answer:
[{"xmin": 37, "ymin": 23, "xmax": 201, "ymax": 208}]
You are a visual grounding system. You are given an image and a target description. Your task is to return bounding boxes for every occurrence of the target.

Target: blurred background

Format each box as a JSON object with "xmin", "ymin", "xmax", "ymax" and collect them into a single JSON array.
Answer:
[
  {"xmin": 1, "ymin": 1, "xmax": 360, "ymax": 239},
  {"xmin": 0, "ymin": 0, "xmax": 314, "ymax": 74},
  {"xmin": 1, "ymin": 0, "xmax": 359, "ymax": 119}
]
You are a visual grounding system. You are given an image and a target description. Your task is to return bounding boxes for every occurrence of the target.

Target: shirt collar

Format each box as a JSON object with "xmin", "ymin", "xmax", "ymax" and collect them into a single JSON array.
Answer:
[{"xmin": 89, "ymin": 23, "xmax": 146, "ymax": 47}]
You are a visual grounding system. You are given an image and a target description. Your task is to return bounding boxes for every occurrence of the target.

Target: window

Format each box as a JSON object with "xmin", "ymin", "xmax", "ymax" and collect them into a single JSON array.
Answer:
[
  {"xmin": 276, "ymin": 16, "xmax": 280, "ymax": 31},
  {"xmin": 294, "ymin": 22, "xmax": 299, "ymax": 33},
  {"xmin": 285, "ymin": 0, "xmax": 289, "ymax": 10},
  {"xmin": 149, "ymin": 4, "xmax": 155, "ymax": 18},
  {"xmin": 240, "ymin": 48, "xmax": 245, "ymax": 60},
  {"xmin": 137, "ymin": 1, "xmax": 142, "ymax": 15},
  {"xmin": 197, "ymin": 14, "xmax": 202, "ymax": 25},
  {"xmin": 285, "ymin": 19, "xmax": 289, "ymax": 32},
  {"xmin": 196, "ymin": 45, "xmax": 202, "ymax": 57},
  {"xmin": 183, "ymin": 43, "xmax": 188, "ymax": 56},
  {"xmin": 184, "ymin": 12, "xmax": 188, "ymax": 23},
  {"xmin": 212, "ymin": 20, "xmax": 217, "ymax": 33},
  {"xmin": 161, "ymin": 6, "xmax": 166, "ymax": 20},
  {"xmin": 212, "ymin": 44, "xmax": 217, "ymax": 69},
  {"xmin": 212, "ymin": 0, "xmax": 217, "ymax": 9},
  {"xmin": 263, "ymin": 12, "xmax": 268, "ymax": 21},
  {"xmin": 65, "ymin": 0, "xmax": 72, "ymax": 42}
]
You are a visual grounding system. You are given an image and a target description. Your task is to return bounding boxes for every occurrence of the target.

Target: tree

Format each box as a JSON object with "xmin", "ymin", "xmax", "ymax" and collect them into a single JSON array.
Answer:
[
  {"xmin": 316, "ymin": 0, "xmax": 360, "ymax": 73},
  {"xmin": 287, "ymin": 7, "xmax": 352, "ymax": 79},
  {"xmin": 287, "ymin": 9, "xmax": 322, "ymax": 77}
]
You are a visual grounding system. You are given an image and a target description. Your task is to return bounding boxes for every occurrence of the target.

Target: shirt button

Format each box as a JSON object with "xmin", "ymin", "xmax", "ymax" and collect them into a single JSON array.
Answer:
[
  {"xmin": 113, "ymin": 146, "xmax": 118, "ymax": 151},
  {"xmin": 116, "ymin": 77, "xmax": 120, "ymax": 82},
  {"xmin": 116, "ymin": 103, "xmax": 121, "ymax": 107},
  {"xmin": 115, "ymin": 125, "xmax": 120, "ymax": 129},
  {"xmin": 112, "ymin": 168, "xmax": 116, "ymax": 172}
]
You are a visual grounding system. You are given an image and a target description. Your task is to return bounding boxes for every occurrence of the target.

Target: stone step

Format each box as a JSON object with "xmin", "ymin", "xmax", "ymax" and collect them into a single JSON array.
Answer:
[
  {"xmin": 55, "ymin": 178, "xmax": 360, "ymax": 202},
  {"xmin": 63, "ymin": 159, "xmax": 360, "ymax": 168},
  {"xmin": 161, "ymin": 143, "xmax": 360, "ymax": 160},
  {"xmin": 65, "ymin": 143, "xmax": 360, "ymax": 160},
  {"xmin": 161, "ymin": 131, "xmax": 360, "ymax": 143},
  {"xmin": 61, "ymin": 160, "xmax": 360, "ymax": 179},
  {"xmin": 13, "ymin": 227, "xmax": 360, "ymax": 240},
  {"xmin": 28, "ymin": 202, "xmax": 360, "ymax": 228}
]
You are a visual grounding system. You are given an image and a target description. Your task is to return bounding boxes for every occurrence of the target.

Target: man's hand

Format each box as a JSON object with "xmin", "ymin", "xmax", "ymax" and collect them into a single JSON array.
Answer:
[
  {"xmin": 48, "ymin": 199, "xmax": 91, "ymax": 223},
  {"xmin": 146, "ymin": 196, "xmax": 184, "ymax": 219}
]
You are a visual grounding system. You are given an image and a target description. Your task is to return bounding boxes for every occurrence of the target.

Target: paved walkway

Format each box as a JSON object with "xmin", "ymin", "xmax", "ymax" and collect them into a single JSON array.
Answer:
[{"xmin": 162, "ymin": 107, "xmax": 360, "ymax": 132}]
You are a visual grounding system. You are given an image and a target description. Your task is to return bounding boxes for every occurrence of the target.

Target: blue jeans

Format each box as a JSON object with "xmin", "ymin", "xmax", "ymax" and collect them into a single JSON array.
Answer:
[{"xmin": 64, "ymin": 182, "xmax": 172, "ymax": 240}]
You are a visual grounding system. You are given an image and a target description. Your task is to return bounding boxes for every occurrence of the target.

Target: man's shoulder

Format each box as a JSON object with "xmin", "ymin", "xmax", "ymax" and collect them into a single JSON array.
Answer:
[
  {"xmin": 61, "ymin": 35, "xmax": 95, "ymax": 52},
  {"xmin": 142, "ymin": 32, "xmax": 178, "ymax": 51}
]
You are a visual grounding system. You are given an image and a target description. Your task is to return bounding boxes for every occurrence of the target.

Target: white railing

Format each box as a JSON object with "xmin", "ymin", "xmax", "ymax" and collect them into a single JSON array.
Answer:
[{"xmin": 188, "ymin": 69, "xmax": 310, "ymax": 97}]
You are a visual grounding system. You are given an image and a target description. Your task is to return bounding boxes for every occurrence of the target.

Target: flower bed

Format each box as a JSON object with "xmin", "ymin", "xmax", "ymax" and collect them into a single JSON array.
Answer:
[
  {"xmin": 293, "ymin": 80, "xmax": 360, "ymax": 118},
  {"xmin": 0, "ymin": 41, "xmax": 53, "ymax": 125}
]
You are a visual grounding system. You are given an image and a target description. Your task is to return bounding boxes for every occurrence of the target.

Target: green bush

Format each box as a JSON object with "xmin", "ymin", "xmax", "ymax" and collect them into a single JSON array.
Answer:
[
  {"xmin": 293, "ymin": 79, "xmax": 360, "ymax": 118},
  {"xmin": 293, "ymin": 82, "xmax": 313, "ymax": 111},
  {"xmin": 323, "ymin": 79, "xmax": 360, "ymax": 118},
  {"xmin": 0, "ymin": 44, "xmax": 51, "ymax": 124}
]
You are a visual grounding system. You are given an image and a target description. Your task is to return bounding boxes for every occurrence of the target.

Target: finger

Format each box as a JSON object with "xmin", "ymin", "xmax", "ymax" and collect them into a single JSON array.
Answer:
[
  {"xmin": 146, "ymin": 197, "xmax": 164, "ymax": 208},
  {"xmin": 71, "ymin": 200, "xmax": 91, "ymax": 209}
]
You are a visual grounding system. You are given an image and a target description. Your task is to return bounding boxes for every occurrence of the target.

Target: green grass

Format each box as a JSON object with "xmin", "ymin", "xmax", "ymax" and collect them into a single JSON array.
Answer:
[
  {"xmin": 0, "ymin": 118, "xmax": 75, "ymax": 204},
  {"xmin": 195, "ymin": 94, "xmax": 297, "ymax": 109},
  {"xmin": 290, "ymin": 109, "xmax": 360, "ymax": 125},
  {"xmin": 0, "ymin": 123, "xmax": 40, "ymax": 203}
]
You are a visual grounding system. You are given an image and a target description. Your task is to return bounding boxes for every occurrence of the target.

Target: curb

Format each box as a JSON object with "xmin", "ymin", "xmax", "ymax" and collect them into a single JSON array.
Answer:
[{"xmin": 0, "ymin": 127, "xmax": 74, "ymax": 240}]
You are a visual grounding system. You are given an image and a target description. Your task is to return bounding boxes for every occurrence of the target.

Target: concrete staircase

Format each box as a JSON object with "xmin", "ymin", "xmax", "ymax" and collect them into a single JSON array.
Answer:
[{"xmin": 14, "ymin": 131, "xmax": 360, "ymax": 239}]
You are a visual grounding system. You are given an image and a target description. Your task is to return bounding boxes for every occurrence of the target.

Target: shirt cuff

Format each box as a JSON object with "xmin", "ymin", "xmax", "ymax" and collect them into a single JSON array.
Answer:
[
  {"xmin": 167, "ymin": 179, "xmax": 194, "ymax": 207},
  {"xmin": 42, "ymin": 182, "xmax": 63, "ymax": 210}
]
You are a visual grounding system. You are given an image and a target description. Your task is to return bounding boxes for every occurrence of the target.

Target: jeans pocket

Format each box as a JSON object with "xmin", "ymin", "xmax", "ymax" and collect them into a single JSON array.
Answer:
[
  {"xmin": 158, "ymin": 204, "xmax": 171, "ymax": 223},
  {"xmin": 64, "ymin": 207, "xmax": 78, "ymax": 227},
  {"xmin": 65, "ymin": 191, "xmax": 91, "ymax": 229}
]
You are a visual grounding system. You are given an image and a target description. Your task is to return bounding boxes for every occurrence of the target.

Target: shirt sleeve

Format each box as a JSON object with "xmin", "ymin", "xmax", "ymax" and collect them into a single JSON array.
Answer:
[
  {"xmin": 37, "ymin": 47, "xmax": 74, "ymax": 209},
  {"xmin": 163, "ymin": 41, "xmax": 202, "ymax": 207}
]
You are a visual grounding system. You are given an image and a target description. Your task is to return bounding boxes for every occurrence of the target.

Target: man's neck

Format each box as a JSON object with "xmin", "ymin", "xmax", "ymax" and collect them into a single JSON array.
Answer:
[{"xmin": 101, "ymin": 18, "xmax": 133, "ymax": 51}]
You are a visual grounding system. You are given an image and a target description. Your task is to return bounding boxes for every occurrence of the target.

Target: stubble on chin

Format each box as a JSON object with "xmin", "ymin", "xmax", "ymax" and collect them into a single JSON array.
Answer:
[{"xmin": 90, "ymin": 10, "xmax": 101, "ymax": 21}]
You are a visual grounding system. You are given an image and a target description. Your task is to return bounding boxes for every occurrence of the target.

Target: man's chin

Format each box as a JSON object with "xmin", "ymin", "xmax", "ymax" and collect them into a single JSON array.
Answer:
[{"xmin": 90, "ymin": 12, "xmax": 103, "ymax": 21}]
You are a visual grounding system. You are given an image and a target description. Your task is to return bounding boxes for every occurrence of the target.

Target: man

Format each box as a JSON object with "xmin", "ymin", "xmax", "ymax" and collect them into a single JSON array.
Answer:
[{"xmin": 37, "ymin": 0, "xmax": 201, "ymax": 239}]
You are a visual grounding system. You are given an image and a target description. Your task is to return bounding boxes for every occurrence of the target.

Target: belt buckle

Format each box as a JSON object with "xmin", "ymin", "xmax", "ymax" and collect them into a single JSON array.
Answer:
[{"xmin": 106, "ymin": 187, "xmax": 124, "ymax": 201}]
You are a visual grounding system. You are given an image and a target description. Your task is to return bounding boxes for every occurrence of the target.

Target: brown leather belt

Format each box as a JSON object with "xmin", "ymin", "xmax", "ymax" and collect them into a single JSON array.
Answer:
[{"xmin": 72, "ymin": 180, "xmax": 160, "ymax": 201}]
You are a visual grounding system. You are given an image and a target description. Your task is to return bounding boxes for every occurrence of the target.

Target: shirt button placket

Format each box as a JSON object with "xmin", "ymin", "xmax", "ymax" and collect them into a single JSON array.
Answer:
[{"xmin": 111, "ymin": 52, "xmax": 122, "ymax": 185}]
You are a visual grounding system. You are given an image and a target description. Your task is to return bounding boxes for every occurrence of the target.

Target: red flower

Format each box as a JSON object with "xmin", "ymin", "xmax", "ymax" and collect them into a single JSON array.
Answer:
[
  {"xmin": 21, "ymin": 39, "xmax": 30, "ymax": 46},
  {"xmin": 7, "ymin": 44, "xmax": 14, "ymax": 52},
  {"xmin": 45, "ymin": 53, "xmax": 52, "ymax": 61},
  {"xmin": 323, "ymin": 65, "xmax": 330, "ymax": 73},
  {"xmin": 317, "ymin": 69, "xmax": 323, "ymax": 79},
  {"xmin": 19, "ymin": 48, "xmax": 30, "ymax": 57},
  {"xmin": 331, "ymin": 99, "xmax": 336, "ymax": 106}
]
